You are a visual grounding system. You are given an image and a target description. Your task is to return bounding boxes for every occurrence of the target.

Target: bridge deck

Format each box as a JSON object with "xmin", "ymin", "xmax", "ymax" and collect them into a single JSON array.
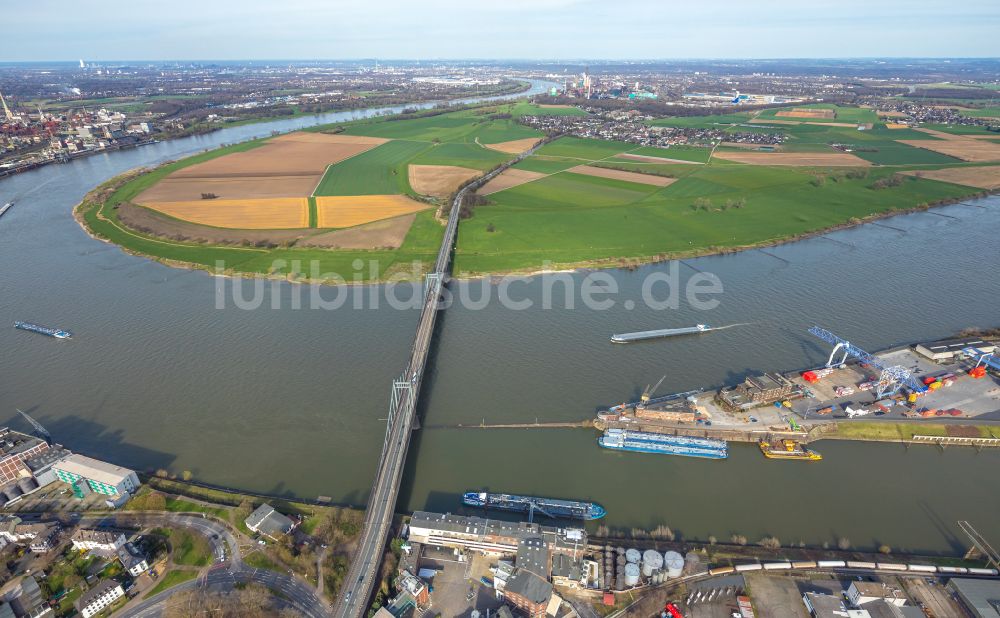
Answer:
[{"xmin": 330, "ymin": 144, "xmax": 542, "ymax": 618}]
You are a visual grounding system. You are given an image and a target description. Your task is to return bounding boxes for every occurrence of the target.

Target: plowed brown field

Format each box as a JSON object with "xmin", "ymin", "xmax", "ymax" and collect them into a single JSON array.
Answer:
[
  {"xmin": 408, "ymin": 165, "xmax": 480, "ymax": 197},
  {"xmin": 713, "ymin": 151, "xmax": 871, "ymax": 166},
  {"xmin": 483, "ymin": 138, "xmax": 542, "ymax": 154},
  {"xmin": 478, "ymin": 168, "xmax": 547, "ymax": 195},
  {"xmin": 568, "ymin": 165, "xmax": 675, "ymax": 186},
  {"xmin": 901, "ymin": 165, "xmax": 1000, "ymax": 189}
]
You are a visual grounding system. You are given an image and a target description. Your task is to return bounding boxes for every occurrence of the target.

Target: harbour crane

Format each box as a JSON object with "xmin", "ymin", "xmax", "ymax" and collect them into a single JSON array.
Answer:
[
  {"xmin": 17, "ymin": 408, "xmax": 52, "ymax": 444},
  {"xmin": 807, "ymin": 326, "xmax": 927, "ymax": 399},
  {"xmin": 641, "ymin": 375, "xmax": 667, "ymax": 404},
  {"xmin": 963, "ymin": 347, "xmax": 1000, "ymax": 372}
]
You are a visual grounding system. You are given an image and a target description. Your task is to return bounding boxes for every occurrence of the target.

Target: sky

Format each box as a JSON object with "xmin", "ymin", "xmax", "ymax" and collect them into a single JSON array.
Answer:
[{"xmin": 4, "ymin": 0, "xmax": 999, "ymax": 61}]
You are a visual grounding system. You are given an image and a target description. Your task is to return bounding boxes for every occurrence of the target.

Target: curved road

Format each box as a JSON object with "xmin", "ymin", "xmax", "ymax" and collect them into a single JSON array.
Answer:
[{"xmin": 20, "ymin": 511, "xmax": 325, "ymax": 617}]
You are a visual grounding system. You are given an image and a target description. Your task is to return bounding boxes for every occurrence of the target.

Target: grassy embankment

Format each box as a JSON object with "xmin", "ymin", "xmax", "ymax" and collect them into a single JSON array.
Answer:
[{"xmin": 826, "ymin": 422, "xmax": 1000, "ymax": 442}]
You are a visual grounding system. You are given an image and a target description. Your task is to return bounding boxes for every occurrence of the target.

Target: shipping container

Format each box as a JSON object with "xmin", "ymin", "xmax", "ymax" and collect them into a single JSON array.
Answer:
[
  {"xmin": 907, "ymin": 565, "xmax": 937, "ymax": 573},
  {"xmin": 734, "ymin": 564, "xmax": 762, "ymax": 572},
  {"xmin": 763, "ymin": 562, "xmax": 792, "ymax": 570},
  {"xmin": 846, "ymin": 561, "xmax": 877, "ymax": 569},
  {"xmin": 792, "ymin": 561, "xmax": 817, "ymax": 569},
  {"xmin": 817, "ymin": 560, "xmax": 846, "ymax": 568},
  {"xmin": 877, "ymin": 563, "xmax": 907, "ymax": 571}
]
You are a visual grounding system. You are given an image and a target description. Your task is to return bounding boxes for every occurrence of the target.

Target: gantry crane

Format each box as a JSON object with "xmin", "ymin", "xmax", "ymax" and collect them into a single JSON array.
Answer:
[{"xmin": 808, "ymin": 326, "xmax": 927, "ymax": 399}]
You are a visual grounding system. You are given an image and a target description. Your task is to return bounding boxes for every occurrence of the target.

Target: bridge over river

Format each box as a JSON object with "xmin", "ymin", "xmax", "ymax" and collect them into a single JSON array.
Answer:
[{"xmin": 330, "ymin": 145, "xmax": 542, "ymax": 618}]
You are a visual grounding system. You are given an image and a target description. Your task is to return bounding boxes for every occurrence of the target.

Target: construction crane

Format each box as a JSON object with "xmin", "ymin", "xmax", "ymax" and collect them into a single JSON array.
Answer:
[
  {"xmin": 808, "ymin": 326, "xmax": 927, "ymax": 399},
  {"xmin": 17, "ymin": 408, "xmax": 52, "ymax": 444},
  {"xmin": 641, "ymin": 375, "xmax": 667, "ymax": 404}
]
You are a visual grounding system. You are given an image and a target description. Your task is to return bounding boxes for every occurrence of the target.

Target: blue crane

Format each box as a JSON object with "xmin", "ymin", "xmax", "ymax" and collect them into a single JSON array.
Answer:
[
  {"xmin": 808, "ymin": 326, "xmax": 927, "ymax": 398},
  {"xmin": 963, "ymin": 347, "xmax": 1000, "ymax": 372}
]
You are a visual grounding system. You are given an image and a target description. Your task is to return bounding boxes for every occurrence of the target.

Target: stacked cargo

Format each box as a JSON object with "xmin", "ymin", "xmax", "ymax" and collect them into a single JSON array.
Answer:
[
  {"xmin": 969, "ymin": 366, "xmax": 987, "ymax": 378},
  {"xmin": 802, "ymin": 367, "xmax": 834, "ymax": 382}
]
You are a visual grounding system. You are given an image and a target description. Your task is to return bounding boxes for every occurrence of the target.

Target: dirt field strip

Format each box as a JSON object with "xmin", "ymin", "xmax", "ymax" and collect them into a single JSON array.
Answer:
[
  {"xmin": 315, "ymin": 195, "xmax": 429, "ymax": 228},
  {"xmin": 805, "ymin": 121, "xmax": 857, "ymax": 127},
  {"xmin": 898, "ymin": 129, "xmax": 1000, "ymax": 162},
  {"xmin": 138, "ymin": 175, "xmax": 319, "ymax": 202},
  {"xmin": 885, "ymin": 123, "xmax": 910, "ymax": 129},
  {"xmin": 900, "ymin": 165, "xmax": 1000, "ymax": 189},
  {"xmin": 748, "ymin": 118, "xmax": 801, "ymax": 125},
  {"xmin": 408, "ymin": 165, "xmax": 480, "ymax": 198},
  {"xmin": 298, "ymin": 214, "xmax": 417, "ymax": 249},
  {"xmin": 538, "ymin": 104, "xmax": 575, "ymax": 109},
  {"xmin": 143, "ymin": 197, "xmax": 310, "ymax": 229},
  {"xmin": 482, "ymin": 138, "xmax": 542, "ymax": 154},
  {"xmin": 776, "ymin": 108, "xmax": 836, "ymax": 119},
  {"xmin": 616, "ymin": 152, "xmax": 702, "ymax": 165},
  {"xmin": 478, "ymin": 168, "xmax": 548, "ymax": 195},
  {"xmin": 568, "ymin": 165, "xmax": 676, "ymax": 187},
  {"xmin": 712, "ymin": 150, "xmax": 872, "ymax": 166}
]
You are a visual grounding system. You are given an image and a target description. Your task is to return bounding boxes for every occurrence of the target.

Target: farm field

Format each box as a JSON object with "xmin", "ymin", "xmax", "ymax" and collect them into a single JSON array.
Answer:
[
  {"xmin": 79, "ymin": 102, "xmax": 996, "ymax": 283},
  {"xmin": 754, "ymin": 103, "xmax": 878, "ymax": 125},
  {"xmin": 313, "ymin": 140, "xmax": 431, "ymax": 196},
  {"xmin": 452, "ymin": 134, "xmax": 986, "ymax": 274}
]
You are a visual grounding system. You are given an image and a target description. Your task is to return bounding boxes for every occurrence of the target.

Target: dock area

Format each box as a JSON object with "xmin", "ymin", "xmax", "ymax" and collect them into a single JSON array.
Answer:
[{"xmin": 593, "ymin": 334, "xmax": 1000, "ymax": 448}]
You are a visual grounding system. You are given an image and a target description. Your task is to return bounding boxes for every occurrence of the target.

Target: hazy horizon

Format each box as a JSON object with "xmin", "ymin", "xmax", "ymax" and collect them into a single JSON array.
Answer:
[{"xmin": 4, "ymin": 0, "xmax": 999, "ymax": 62}]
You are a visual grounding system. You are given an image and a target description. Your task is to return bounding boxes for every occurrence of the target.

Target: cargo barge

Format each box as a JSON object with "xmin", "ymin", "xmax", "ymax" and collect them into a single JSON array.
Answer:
[
  {"xmin": 463, "ymin": 491, "xmax": 606, "ymax": 520},
  {"xmin": 0, "ymin": 201, "xmax": 12, "ymax": 218},
  {"xmin": 610, "ymin": 324, "xmax": 711, "ymax": 343},
  {"xmin": 759, "ymin": 439, "xmax": 822, "ymax": 461},
  {"xmin": 14, "ymin": 321, "xmax": 72, "ymax": 339},
  {"xmin": 599, "ymin": 428, "xmax": 728, "ymax": 459}
]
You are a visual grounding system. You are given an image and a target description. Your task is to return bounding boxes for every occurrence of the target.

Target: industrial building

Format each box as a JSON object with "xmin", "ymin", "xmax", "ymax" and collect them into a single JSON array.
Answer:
[
  {"xmin": 718, "ymin": 372, "xmax": 795, "ymax": 410},
  {"xmin": 501, "ymin": 569, "xmax": 552, "ymax": 618},
  {"xmin": 74, "ymin": 580, "xmax": 124, "ymax": 618},
  {"xmin": 244, "ymin": 503, "xmax": 295, "ymax": 539},
  {"xmin": 407, "ymin": 512, "xmax": 587, "ymax": 560},
  {"xmin": 53, "ymin": 454, "xmax": 139, "ymax": 497},
  {"xmin": 947, "ymin": 578, "xmax": 1000, "ymax": 617},
  {"xmin": 847, "ymin": 581, "xmax": 907, "ymax": 607},
  {"xmin": 0, "ymin": 428, "xmax": 49, "ymax": 484},
  {"xmin": 915, "ymin": 337, "xmax": 995, "ymax": 361}
]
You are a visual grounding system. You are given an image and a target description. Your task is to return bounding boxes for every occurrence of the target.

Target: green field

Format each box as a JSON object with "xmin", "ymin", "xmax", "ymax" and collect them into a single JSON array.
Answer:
[
  {"xmin": 648, "ymin": 112, "xmax": 753, "ymax": 128},
  {"xmin": 411, "ymin": 142, "xmax": 510, "ymax": 170},
  {"xmin": 624, "ymin": 145, "xmax": 713, "ymax": 163},
  {"xmin": 452, "ymin": 138, "xmax": 982, "ymax": 274},
  {"xmin": 511, "ymin": 101, "xmax": 588, "ymax": 117},
  {"xmin": 313, "ymin": 140, "xmax": 430, "ymax": 196},
  {"xmin": 534, "ymin": 137, "xmax": 634, "ymax": 161}
]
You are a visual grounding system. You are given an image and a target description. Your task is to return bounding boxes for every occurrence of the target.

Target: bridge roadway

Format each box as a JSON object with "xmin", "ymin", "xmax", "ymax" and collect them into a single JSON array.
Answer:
[{"xmin": 330, "ymin": 145, "xmax": 541, "ymax": 618}]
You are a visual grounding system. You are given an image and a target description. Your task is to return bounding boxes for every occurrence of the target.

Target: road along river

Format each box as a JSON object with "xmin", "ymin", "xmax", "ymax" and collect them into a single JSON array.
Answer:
[{"xmin": 1, "ymin": 81, "xmax": 999, "ymax": 554}]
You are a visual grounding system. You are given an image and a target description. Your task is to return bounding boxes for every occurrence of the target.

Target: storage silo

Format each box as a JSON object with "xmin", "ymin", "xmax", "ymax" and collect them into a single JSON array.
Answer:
[
  {"xmin": 664, "ymin": 551, "xmax": 684, "ymax": 578},
  {"xmin": 623, "ymin": 563, "xmax": 641, "ymax": 587},
  {"xmin": 684, "ymin": 552, "xmax": 702, "ymax": 574},
  {"xmin": 642, "ymin": 549, "xmax": 664, "ymax": 577},
  {"xmin": 625, "ymin": 548, "xmax": 642, "ymax": 564}
]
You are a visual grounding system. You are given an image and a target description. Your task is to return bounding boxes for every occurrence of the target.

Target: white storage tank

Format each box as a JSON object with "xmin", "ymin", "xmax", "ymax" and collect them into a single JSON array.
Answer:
[
  {"xmin": 625, "ymin": 548, "xmax": 642, "ymax": 564},
  {"xmin": 642, "ymin": 549, "xmax": 664, "ymax": 577},
  {"xmin": 664, "ymin": 551, "xmax": 684, "ymax": 578},
  {"xmin": 684, "ymin": 552, "xmax": 701, "ymax": 574},
  {"xmin": 624, "ymin": 563, "xmax": 641, "ymax": 587}
]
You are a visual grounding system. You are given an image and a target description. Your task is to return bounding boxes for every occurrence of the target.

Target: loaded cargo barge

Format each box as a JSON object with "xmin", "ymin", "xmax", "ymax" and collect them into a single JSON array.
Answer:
[
  {"xmin": 599, "ymin": 428, "xmax": 728, "ymax": 459},
  {"xmin": 14, "ymin": 321, "xmax": 72, "ymax": 339},
  {"xmin": 463, "ymin": 492, "xmax": 606, "ymax": 520},
  {"xmin": 611, "ymin": 324, "xmax": 711, "ymax": 343}
]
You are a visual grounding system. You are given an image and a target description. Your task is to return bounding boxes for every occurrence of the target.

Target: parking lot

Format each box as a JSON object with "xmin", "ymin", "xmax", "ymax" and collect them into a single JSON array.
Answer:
[{"xmin": 416, "ymin": 546, "xmax": 502, "ymax": 618}]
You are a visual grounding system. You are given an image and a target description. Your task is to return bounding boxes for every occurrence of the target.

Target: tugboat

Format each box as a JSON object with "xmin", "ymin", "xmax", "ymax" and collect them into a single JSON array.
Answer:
[{"xmin": 759, "ymin": 438, "xmax": 822, "ymax": 461}]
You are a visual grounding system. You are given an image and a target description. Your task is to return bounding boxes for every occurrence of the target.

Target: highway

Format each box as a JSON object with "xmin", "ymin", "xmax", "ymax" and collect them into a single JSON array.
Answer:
[{"xmin": 330, "ymin": 144, "xmax": 543, "ymax": 618}]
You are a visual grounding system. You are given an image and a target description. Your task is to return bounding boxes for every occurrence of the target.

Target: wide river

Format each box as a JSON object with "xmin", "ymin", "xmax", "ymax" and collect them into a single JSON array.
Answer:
[{"xmin": 1, "ymin": 81, "xmax": 998, "ymax": 554}]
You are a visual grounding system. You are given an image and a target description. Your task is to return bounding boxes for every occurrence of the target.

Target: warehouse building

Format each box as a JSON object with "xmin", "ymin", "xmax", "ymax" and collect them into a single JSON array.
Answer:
[
  {"xmin": 53, "ymin": 454, "xmax": 139, "ymax": 497},
  {"xmin": 915, "ymin": 337, "xmax": 995, "ymax": 361},
  {"xmin": 407, "ymin": 512, "xmax": 587, "ymax": 560},
  {"xmin": 947, "ymin": 578, "xmax": 1000, "ymax": 617},
  {"xmin": 244, "ymin": 503, "xmax": 295, "ymax": 539},
  {"xmin": 0, "ymin": 428, "xmax": 49, "ymax": 484}
]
